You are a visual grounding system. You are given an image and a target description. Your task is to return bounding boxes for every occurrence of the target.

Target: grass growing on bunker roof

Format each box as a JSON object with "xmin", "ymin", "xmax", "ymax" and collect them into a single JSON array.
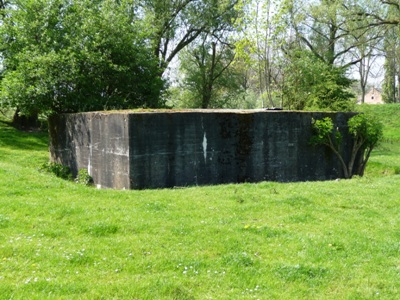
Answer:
[{"xmin": 0, "ymin": 106, "xmax": 400, "ymax": 299}]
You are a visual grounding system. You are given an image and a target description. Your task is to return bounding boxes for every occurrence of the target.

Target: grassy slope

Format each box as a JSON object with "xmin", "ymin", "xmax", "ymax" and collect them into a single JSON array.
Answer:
[
  {"xmin": 358, "ymin": 104, "xmax": 400, "ymax": 176},
  {"xmin": 0, "ymin": 106, "xmax": 400, "ymax": 299}
]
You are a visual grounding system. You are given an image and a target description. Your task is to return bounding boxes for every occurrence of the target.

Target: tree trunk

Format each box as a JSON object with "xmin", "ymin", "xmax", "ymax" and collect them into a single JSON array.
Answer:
[
  {"xmin": 202, "ymin": 86, "xmax": 212, "ymax": 108},
  {"xmin": 361, "ymin": 86, "xmax": 366, "ymax": 104},
  {"xmin": 356, "ymin": 148, "xmax": 371, "ymax": 177},
  {"xmin": 201, "ymin": 42, "xmax": 217, "ymax": 109},
  {"xmin": 331, "ymin": 147, "xmax": 350, "ymax": 179},
  {"xmin": 12, "ymin": 107, "xmax": 40, "ymax": 129},
  {"xmin": 327, "ymin": 139, "xmax": 349, "ymax": 179}
]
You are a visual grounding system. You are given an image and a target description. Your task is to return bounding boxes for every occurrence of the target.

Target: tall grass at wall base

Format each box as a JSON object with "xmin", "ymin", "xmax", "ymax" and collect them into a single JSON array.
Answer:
[{"xmin": 1, "ymin": 109, "xmax": 400, "ymax": 299}]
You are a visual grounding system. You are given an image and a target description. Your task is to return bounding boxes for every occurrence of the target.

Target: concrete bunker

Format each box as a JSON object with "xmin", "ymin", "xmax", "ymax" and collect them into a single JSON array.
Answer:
[{"xmin": 49, "ymin": 109, "xmax": 358, "ymax": 189}]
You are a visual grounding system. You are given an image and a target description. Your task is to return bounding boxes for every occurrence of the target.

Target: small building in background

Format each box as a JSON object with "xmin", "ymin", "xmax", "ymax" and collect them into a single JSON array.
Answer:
[{"xmin": 361, "ymin": 87, "xmax": 384, "ymax": 104}]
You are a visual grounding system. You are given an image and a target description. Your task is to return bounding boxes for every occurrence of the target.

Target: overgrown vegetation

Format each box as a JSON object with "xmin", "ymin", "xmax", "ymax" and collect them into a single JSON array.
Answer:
[
  {"xmin": 0, "ymin": 0, "xmax": 164, "ymax": 118},
  {"xmin": 75, "ymin": 169, "xmax": 93, "ymax": 186},
  {"xmin": 311, "ymin": 113, "xmax": 383, "ymax": 178},
  {"xmin": 281, "ymin": 50, "xmax": 356, "ymax": 111},
  {"xmin": 39, "ymin": 163, "xmax": 93, "ymax": 186},
  {"xmin": 348, "ymin": 114, "xmax": 384, "ymax": 176},
  {"xmin": 1, "ymin": 1, "xmax": 399, "ymax": 117},
  {"xmin": 39, "ymin": 162, "xmax": 73, "ymax": 181},
  {"xmin": 0, "ymin": 105, "xmax": 400, "ymax": 299}
]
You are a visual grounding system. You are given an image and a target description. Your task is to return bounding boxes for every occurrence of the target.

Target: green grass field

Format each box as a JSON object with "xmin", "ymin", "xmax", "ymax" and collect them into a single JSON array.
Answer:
[{"xmin": 1, "ymin": 105, "xmax": 400, "ymax": 299}]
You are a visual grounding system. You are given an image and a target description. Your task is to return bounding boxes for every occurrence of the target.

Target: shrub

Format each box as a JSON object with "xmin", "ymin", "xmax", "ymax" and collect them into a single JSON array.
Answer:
[
  {"xmin": 310, "ymin": 117, "xmax": 348, "ymax": 178},
  {"xmin": 75, "ymin": 169, "xmax": 93, "ymax": 186},
  {"xmin": 40, "ymin": 162, "xmax": 73, "ymax": 180},
  {"xmin": 311, "ymin": 113, "xmax": 383, "ymax": 178},
  {"xmin": 348, "ymin": 114, "xmax": 383, "ymax": 176}
]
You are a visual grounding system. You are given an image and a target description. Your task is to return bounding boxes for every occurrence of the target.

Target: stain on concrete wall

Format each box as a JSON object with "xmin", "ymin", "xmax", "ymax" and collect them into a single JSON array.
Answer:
[{"xmin": 49, "ymin": 110, "xmax": 358, "ymax": 189}]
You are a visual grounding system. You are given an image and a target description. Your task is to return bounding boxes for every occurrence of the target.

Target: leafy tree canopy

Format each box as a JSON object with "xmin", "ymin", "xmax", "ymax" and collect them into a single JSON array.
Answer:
[
  {"xmin": 0, "ymin": 0, "xmax": 164, "ymax": 116},
  {"xmin": 281, "ymin": 49, "xmax": 356, "ymax": 111}
]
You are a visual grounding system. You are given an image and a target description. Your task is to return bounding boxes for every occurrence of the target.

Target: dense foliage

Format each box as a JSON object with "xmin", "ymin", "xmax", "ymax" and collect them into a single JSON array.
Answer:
[
  {"xmin": 311, "ymin": 113, "xmax": 383, "ymax": 178},
  {"xmin": 281, "ymin": 50, "xmax": 356, "ymax": 111},
  {"xmin": 348, "ymin": 114, "xmax": 384, "ymax": 175},
  {"xmin": 0, "ymin": 0, "xmax": 164, "ymax": 116},
  {"xmin": 0, "ymin": 0, "xmax": 399, "ymax": 115}
]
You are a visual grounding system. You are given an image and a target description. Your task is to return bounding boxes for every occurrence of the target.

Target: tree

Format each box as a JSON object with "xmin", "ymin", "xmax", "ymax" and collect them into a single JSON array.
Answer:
[
  {"xmin": 311, "ymin": 113, "xmax": 383, "ymax": 178},
  {"xmin": 252, "ymin": 0, "xmax": 278, "ymax": 107},
  {"xmin": 177, "ymin": 34, "xmax": 243, "ymax": 108},
  {"xmin": 270, "ymin": 0, "xmax": 399, "ymax": 110},
  {"xmin": 141, "ymin": 0, "xmax": 242, "ymax": 77},
  {"xmin": 353, "ymin": 0, "xmax": 400, "ymax": 27},
  {"xmin": 351, "ymin": 22, "xmax": 384, "ymax": 104},
  {"xmin": 231, "ymin": 0, "xmax": 286, "ymax": 108},
  {"xmin": 281, "ymin": 0, "xmax": 367, "ymax": 68},
  {"xmin": 348, "ymin": 114, "xmax": 383, "ymax": 176},
  {"xmin": 309, "ymin": 67, "xmax": 356, "ymax": 111},
  {"xmin": 0, "ymin": 0, "xmax": 164, "ymax": 118},
  {"xmin": 382, "ymin": 41, "xmax": 398, "ymax": 103},
  {"xmin": 280, "ymin": 48, "xmax": 356, "ymax": 111},
  {"xmin": 166, "ymin": 0, "xmax": 244, "ymax": 108},
  {"xmin": 382, "ymin": 6, "xmax": 400, "ymax": 103},
  {"xmin": 311, "ymin": 117, "xmax": 349, "ymax": 177}
]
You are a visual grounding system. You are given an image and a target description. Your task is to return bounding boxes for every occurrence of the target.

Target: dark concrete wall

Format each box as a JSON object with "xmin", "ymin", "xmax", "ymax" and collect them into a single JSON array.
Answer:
[
  {"xmin": 49, "ymin": 113, "xmax": 130, "ymax": 189},
  {"xmin": 49, "ymin": 110, "xmax": 358, "ymax": 189}
]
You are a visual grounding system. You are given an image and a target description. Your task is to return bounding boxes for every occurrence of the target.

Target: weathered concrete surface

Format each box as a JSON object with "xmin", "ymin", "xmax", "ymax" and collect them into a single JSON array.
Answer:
[
  {"xmin": 49, "ymin": 110, "xmax": 358, "ymax": 189},
  {"xmin": 49, "ymin": 113, "xmax": 130, "ymax": 189}
]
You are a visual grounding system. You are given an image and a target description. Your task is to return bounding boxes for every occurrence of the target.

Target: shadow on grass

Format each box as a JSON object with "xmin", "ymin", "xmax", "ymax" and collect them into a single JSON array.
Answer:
[{"xmin": 0, "ymin": 119, "xmax": 48, "ymax": 152}]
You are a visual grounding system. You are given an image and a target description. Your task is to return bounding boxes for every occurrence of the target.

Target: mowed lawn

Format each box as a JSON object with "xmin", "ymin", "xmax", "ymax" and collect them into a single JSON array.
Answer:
[{"xmin": 0, "ymin": 105, "xmax": 400, "ymax": 299}]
